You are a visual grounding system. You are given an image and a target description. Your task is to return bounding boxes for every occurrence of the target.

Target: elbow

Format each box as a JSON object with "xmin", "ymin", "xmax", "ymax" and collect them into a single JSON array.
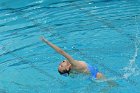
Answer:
[{"xmin": 58, "ymin": 49, "xmax": 64, "ymax": 54}]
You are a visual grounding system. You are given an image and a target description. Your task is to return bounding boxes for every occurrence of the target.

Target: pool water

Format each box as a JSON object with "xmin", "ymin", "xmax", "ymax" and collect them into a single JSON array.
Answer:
[{"xmin": 0, "ymin": 0, "xmax": 140, "ymax": 93}]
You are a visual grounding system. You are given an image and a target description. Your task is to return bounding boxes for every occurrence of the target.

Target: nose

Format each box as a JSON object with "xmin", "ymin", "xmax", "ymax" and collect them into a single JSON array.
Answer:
[{"xmin": 59, "ymin": 65, "xmax": 61, "ymax": 68}]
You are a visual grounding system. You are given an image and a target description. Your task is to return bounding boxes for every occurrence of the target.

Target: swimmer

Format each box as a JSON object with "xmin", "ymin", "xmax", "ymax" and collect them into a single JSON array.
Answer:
[{"xmin": 41, "ymin": 36, "xmax": 103, "ymax": 79}]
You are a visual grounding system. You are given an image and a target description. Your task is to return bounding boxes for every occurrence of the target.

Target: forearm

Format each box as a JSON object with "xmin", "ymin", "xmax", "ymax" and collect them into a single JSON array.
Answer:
[
  {"xmin": 41, "ymin": 36, "xmax": 74, "ymax": 62},
  {"xmin": 47, "ymin": 41, "xmax": 70, "ymax": 58},
  {"xmin": 42, "ymin": 38, "xmax": 63, "ymax": 53}
]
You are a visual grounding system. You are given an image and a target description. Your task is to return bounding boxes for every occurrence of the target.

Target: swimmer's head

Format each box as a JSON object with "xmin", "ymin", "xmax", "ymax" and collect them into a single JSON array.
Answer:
[{"xmin": 58, "ymin": 60, "xmax": 71, "ymax": 76}]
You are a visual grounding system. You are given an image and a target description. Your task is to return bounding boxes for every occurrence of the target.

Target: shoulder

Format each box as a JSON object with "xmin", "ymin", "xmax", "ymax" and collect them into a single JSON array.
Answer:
[{"xmin": 74, "ymin": 60, "xmax": 88, "ymax": 68}]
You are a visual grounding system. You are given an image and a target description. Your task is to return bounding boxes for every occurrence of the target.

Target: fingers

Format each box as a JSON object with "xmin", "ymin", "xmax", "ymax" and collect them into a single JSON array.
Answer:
[
  {"xmin": 40, "ymin": 36, "xmax": 45, "ymax": 40},
  {"xmin": 40, "ymin": 36, "xmax": 47, "ymax": 43}
]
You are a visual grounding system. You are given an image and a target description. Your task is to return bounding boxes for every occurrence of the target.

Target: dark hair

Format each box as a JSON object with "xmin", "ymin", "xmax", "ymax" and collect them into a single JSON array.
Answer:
[{"xmin": 58, "ymin": 68, "xmax": 71, "ymax": 75}]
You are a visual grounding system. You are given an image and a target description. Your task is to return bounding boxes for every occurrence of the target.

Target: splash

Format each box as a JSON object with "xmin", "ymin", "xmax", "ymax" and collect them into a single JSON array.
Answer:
[
  {"xmin": 122, "ymin": 16, "xmax": 140, "ymax": 79},
  {"xmin": 122, "ymin": 39, "xmax": 140, "ymax": 79}
]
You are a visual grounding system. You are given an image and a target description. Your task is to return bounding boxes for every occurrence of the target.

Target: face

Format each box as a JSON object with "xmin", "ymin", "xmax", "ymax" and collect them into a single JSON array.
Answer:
[{"xmin": 58, "ymin": 60, "xmax": 71, "ymax": 73}]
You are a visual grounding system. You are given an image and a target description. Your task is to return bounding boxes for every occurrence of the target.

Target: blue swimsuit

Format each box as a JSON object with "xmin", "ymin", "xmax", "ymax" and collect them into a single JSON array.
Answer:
[
  {"xmin": 87, "ymin": 64, "xmax": 98, "ymax": 78},
  {"xmin": 61, "ymin": 63, "xmax": 99, "ymax": 78}
]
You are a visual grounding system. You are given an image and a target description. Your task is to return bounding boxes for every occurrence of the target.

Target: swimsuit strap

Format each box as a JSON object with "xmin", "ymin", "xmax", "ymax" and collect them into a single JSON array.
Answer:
[{"xmin": 87, "ymin": 64, "xmax": 98, "ymax": 78}]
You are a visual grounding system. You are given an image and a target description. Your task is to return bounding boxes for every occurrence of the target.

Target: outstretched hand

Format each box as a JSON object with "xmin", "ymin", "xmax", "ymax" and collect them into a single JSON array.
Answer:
[
  {"xmin": 40, "ymin": 36, "xmax": 45, "ymax": 41},
  {"xmin": 40, "ymin": 36, "xmax": 48, "ymax": 43}
]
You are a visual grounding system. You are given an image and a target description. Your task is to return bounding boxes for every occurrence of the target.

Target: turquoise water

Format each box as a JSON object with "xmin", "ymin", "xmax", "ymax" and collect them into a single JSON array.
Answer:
[{"xmin": 0, "ymin": 0, "xmax": 140, "ymax": 93}]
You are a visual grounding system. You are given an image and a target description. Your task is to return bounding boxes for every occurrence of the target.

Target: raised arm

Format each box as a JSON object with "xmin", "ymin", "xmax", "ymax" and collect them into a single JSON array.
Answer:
[{"xmin": 40, "ymin": 36, "xmax": 77, "ymax": 66}]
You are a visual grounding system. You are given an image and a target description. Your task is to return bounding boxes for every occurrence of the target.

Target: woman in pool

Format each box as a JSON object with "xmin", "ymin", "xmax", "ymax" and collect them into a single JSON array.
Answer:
[{"xmin": 41, "ymin": 36, "xmax": 103, "ymax": 79}]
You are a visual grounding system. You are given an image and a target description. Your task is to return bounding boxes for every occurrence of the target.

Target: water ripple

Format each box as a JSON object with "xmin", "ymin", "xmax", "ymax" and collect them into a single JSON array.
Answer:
[{"xmin": 0, "ymin": 0, "xmax": 140, "ymax": 93}]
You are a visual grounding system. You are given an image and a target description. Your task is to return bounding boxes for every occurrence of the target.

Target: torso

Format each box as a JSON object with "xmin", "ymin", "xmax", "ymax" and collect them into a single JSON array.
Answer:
[
  {"xmin": 70, "ymin": 60, "xmax": 102, "ymax": 79},
  {"xmin": 70, "ymin": 60, "xmax": 90, "ymax": 74}
]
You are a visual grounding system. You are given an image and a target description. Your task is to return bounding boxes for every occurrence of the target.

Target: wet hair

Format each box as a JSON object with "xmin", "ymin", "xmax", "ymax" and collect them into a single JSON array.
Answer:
[{"xmin": 58, "ymin": 68, "xmax": 71, "ymax": 75}]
